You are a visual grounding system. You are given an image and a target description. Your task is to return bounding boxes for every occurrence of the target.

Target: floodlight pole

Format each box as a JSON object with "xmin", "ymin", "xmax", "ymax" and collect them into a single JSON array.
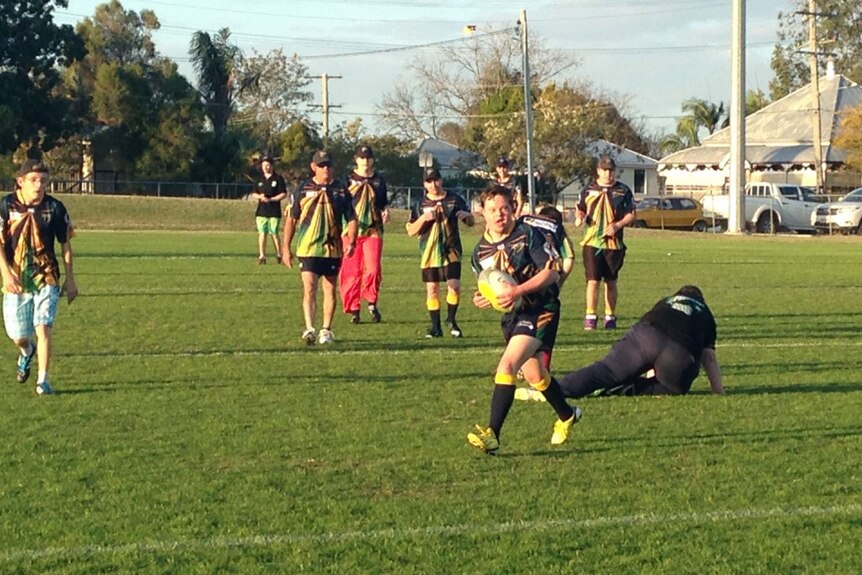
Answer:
[
  {"xmin": 728, "ymin": 0, "xmax": 746, "ymax": 234},
  {"xmin": 519, "ymin": 10, "xmax": 536, "ymax": 213}
]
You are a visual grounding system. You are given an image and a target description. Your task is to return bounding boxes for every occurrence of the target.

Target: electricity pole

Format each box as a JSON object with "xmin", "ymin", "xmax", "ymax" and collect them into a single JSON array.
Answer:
[
  {"xmin": 728, "ymin": 0, "xmax": 746, "ymax": 234},
  {"xmin": 519, "ymin": 10, "xmax": 536, "ymax": 213},
  {"xmin": 806, "ymin": 0, "xmax": 825, "ymax": 194},
  {"xmin": 309, "ymin": 73, "xmax": 342, "ymax": 145}
]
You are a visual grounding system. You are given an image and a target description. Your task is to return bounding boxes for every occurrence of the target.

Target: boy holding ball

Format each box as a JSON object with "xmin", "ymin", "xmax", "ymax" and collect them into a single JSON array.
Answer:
[{"xmin": 467, "ymin": 185, "xmax": 581, "ymax": 454}]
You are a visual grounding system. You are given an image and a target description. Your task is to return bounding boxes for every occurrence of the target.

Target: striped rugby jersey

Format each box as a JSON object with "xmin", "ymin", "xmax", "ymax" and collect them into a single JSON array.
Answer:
[
  {"xmin": 408, "ymin": 190, "xmax": 469, "ymax": 270},
  {"xmin": 290, "ymin": 178, "xmax": 356, "ymax": 258},
  {"xmin": 577, "ymin": 180, "xmax": 635, "ymax": 250}
]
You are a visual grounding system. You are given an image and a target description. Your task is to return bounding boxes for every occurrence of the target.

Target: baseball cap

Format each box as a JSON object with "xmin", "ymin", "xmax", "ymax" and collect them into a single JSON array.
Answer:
[
  {"xmin": 597, "ymin": 156, "xmax": 616, "ymax": 170},
  {"xmin": 15, "ymin": 159, "xmax": 49, "ymax": 178},
  {"xmin": 423, "ymin": 167, "xmax": 441, "ymax": 181},
  {"xmin": 312, "ymin": 150, "xmax": 333, "ymax": 166},
  {"xmin": 355, "ymin": 144, "xmax": 374, "ymax": 159},
  {"xmin": 496, "ymin": 156, "xmax": 510, "ymax": 168},
  {"xmin": 259, "ymin": 153, "xmax": 275, "ymax": 164}
]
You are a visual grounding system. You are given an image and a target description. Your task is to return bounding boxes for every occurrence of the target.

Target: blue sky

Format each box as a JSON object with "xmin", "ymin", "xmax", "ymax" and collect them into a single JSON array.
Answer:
[{"xmin": 57, "ymin": 0, "xmax": 785, "ymax": 138}]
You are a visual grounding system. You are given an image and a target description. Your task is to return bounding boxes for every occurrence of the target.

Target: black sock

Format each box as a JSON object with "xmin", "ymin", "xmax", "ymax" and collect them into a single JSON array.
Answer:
[
  {"xmin": 542, "ymin": 378, "xmax": 575, "ymax": 421},
  {"xmin": 489, "ymin": 385, "xmax": 516, "ymax": 437},
  {"xmin": 447, "ymin": 303, "xmax": 458, "ymax": 324},
  {"xmin": 429, "ymin": 309, "xmax": 441, "ymax": 331}
]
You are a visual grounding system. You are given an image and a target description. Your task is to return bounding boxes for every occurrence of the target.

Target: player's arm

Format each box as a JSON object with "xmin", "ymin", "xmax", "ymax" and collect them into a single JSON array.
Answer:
[
  {"xmin": 60, "ymin": 240, "xmax": 78, "ymax": 303},
  {"xmin": 406, "ymin": 208, "xmax": 433, "ymax": 237},
  {"xmin": 700, "ymin": 348, "xmax": 724, "ymax": 394},
  {"xmin": 0, "ymin": 242, "xmax": 20, "ymax": 294}
]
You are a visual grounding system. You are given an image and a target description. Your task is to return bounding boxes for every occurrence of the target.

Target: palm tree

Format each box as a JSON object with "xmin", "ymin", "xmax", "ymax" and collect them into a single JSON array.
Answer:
[
  {"xmin": 681, "ymin": 98, "xmax": 726, "ymax": 136},
  {"xmin": 188, "ymin": 28, "xmax": 242, "ymax": 139}
]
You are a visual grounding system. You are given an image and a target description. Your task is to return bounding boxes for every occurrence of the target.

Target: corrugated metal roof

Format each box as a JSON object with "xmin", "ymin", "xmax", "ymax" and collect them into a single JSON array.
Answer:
[{"xmin": 659, "ymin": 74, "xmax": 862, "ymax": 170}]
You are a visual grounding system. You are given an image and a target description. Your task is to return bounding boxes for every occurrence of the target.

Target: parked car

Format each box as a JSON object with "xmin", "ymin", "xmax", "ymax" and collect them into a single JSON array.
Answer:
[
  {"xmin": 811, "ymin": 187, "xmax": 862, "ymax": 234},
  {"xmin": 701, "ymin": 183, "xmax": 820, "ymax": 233},
  {"xmin": 634, "ymin": 196, "xmax": 712, "ymax": 232}
]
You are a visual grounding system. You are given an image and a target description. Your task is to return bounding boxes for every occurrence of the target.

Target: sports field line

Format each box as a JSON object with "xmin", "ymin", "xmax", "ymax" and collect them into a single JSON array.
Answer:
[
  {"xmin": 2, "ymin": 502, "xmax": 859, "ymax": 563},
  {"xmin": 67, "ymin": 338, "xmax": 862, "ymax": 360}
]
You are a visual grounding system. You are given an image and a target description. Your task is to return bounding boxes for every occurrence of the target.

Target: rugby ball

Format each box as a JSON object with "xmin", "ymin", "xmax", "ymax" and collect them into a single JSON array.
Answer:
[{"xmin": 478, "ymin": 268, "xmax": 521, "ymax": 313}]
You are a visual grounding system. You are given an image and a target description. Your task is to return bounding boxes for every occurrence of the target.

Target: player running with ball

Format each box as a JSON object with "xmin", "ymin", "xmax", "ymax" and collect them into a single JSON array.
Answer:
[{"xmin": 467, "ymin": 185, "xmax": 582, "ymax": 454}]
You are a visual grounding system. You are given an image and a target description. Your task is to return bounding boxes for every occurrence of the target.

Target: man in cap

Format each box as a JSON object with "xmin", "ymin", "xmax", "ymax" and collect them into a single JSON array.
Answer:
[
  {"xmin": 493, "ymin": 157, "xmax": 525, "ymax": 217},
  {"xmin": 251, "ymin": 154, "xmax": 288, "ymax": 264},
  {"xmin": 340, "ymin": 144, "xmax": 389, "ymax": 324},
  {"xmin": 575, "ymin": 156, "xmax": 636, "ymax": 331},
  {"xmin": 0, "ymin": 159, "xmax": 78, "ymax": 395},
  {"xmin": 406, "ymin": 167, "xmax": 474, "ymax": 338},
  {"xmin": 282, "ymin": 150, "xmax": 358, "ymax": 345}
]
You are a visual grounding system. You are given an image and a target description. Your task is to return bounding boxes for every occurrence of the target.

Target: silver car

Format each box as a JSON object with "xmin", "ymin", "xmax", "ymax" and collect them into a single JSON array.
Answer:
[{"xmin": 812, "ymin": 188, "xmax": 862, "ymax": 234}]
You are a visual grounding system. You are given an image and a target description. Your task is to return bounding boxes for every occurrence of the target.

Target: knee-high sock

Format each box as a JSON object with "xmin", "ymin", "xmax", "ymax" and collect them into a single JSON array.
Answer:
[
  {"xmin": 532, "ymin": 374, "xmax": 574, "ymax": 421},
  {"xmin": 446, "ymin": 290, "xmax": 459, "ymax": 323},
  {"xmin": 489, "ymin": 373, "xmax": 516, "ymax": 437}
]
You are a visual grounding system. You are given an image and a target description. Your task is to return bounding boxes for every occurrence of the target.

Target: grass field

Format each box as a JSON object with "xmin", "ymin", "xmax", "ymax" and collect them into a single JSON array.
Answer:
[{"xmin": 0, "ymin": 195, "xmax": 860, "ymax": 574}]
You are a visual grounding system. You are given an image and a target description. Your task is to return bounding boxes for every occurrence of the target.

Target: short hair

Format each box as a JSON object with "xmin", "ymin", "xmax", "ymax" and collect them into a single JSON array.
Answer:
[
  {"xmin": 537, "ymin": 205, "xmax": 563, "ymax": 225},
  {"xmin": 479, "ymin": 184, "xmax": 514, "ymax": 209},
  {"xmin": 676, "ymin": 285, "xmax": 705, "ymax": 303}
]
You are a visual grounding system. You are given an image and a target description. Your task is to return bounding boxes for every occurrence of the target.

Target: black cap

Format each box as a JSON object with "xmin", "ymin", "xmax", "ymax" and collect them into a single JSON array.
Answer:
[
  {"xmin": 312, "ymin": 150, "xmax": 333, "ymax": 166},
  {"xmin": 597, "ymin": 156, "xmax": 616, "ymax": 170},
  {"xmin": 260, "ymin": 153, "xmax": 275, "ymax": 164},
  {"xmin": 15, "ymin": 159, "xmax": 49, "ymax": 178},
  {"xmin": 423, "ymin": 167, "xmax": 441, "ymax": 182},
  {"xmin": 496, "ymin": 156, "xmax": 510, "ymax": 168},
  {"xmin": 355, "ymin": 145, "xmax": 374, "ymax": 159}
]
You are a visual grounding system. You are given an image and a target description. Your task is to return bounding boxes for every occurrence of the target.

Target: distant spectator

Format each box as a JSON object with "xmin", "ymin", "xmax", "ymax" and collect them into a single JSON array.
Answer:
[
  {"xmin": 493, "ymin": 157, "xmax": 526, "ymax": 217},
  {"xmin": 251, "ymin": 154, "xmax": 287, "ymax": 264}
]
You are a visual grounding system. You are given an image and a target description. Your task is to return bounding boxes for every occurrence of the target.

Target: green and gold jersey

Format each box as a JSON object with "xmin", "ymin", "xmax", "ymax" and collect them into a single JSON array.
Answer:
[
  {"xmin": 0, "ymin": 193, "xmax": 74, "ymax": 292},
  {"xmin": 290, "ymin": 179, "xmax": 356, "ymax": 258},
  {"xmin": 408, "ymin": 191, "xmax": 469, "ymax": 270},
  {"xmin": 577, "ymin": 180, "xmax": 635, "ymax": 250},
  {"xmin": 346, "ymin": 172, "xmax": 388, "ymax": 238}
]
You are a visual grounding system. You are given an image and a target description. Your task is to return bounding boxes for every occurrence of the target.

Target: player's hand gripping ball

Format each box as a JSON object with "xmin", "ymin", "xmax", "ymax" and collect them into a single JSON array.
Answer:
[{"xmin": 477, "ymin": 268, "xmax": 522, "ymax": 313}]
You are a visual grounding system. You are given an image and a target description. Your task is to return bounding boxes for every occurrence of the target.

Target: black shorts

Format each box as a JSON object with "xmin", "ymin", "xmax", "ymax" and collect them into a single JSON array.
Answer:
[
  {"xmin": 582, "ymin": 246, "xmax": 626, "ymax": 281},
  {"xmin": 421, "ymin": 262, "xmax": 461, "ymax": 283},
  {"xmin": 299, "ymin": 257, "xmax": 341, "ymax": 277},
  {"xmin": 501, "ymin": 305, "xmax": 560, "ymax": 353}
]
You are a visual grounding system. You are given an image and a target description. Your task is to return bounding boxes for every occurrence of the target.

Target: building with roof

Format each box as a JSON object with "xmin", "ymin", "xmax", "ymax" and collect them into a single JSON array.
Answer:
[
  {"xmin": 415, "ymin": 138, "xmax": 482, "ymax": 181},
  {"xmin": 659, "ymin": 69, "xmax": 862, "ymax": 197}
]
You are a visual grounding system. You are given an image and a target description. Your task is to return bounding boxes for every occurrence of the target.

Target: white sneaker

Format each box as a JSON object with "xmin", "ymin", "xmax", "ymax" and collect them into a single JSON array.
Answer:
[
  {"xmin": 35, "ymin": 381, "xmax": 55, "ymax": 395},
  {"xmin": 318, "ymin": 328, "xmax": 335, "ymax": 345},
  {"xmin": 301, "ymin": 328, "xmax": 316, "ymax": 345}
]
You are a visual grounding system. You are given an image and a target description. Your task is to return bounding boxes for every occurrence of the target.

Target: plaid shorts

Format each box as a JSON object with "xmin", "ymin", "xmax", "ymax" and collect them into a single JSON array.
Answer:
[{"xmin": 3, "ymin": 284, "xmax": 61, "ymax": 340}]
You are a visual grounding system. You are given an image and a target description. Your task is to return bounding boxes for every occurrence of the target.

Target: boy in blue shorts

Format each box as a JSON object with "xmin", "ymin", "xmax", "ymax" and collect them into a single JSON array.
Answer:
[
  {"xmin": 467, "ymin": 185, "xmax": 581, "ymax": 454},
  {"xmin": 0, "ymin": 160, "xmax": 77, "ymax": 395}
]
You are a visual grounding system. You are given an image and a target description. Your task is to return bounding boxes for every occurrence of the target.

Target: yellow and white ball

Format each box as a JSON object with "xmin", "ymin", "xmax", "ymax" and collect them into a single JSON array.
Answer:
[{"xmin": 477, "ymin": 268, "xmax": 521, "ymax": 313}]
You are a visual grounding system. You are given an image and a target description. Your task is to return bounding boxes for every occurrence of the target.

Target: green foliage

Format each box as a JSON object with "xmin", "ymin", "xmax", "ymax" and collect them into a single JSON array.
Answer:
[
  {"xmin": 770, "ymin": 0, "xmax": 862, "ymax": 99},
  {"xmin": 0, "ymin": 0, "xmax": 85, "ymax": 154},
  {"xmin": 0, "ymin": 200, "xmax": 860, "ymax": 573}
]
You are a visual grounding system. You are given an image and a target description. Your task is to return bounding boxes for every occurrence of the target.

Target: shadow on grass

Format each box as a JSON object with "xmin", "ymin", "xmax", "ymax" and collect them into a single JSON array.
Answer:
[{"xmin": 704, "ymin": 382, "xmax": 862, "ymax": 395}]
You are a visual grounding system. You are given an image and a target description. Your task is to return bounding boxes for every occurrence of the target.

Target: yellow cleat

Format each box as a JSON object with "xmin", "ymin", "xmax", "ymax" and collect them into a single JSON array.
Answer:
[
  {"xmin": 467, "ymin": 425, "xmax": 499, "ymax": 455},
  {"xmin": 551, "ymin": 406, "xmax": 583, "ymax": 445}
]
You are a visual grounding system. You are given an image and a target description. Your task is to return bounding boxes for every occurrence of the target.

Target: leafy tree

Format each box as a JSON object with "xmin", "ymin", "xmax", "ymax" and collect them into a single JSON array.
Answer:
[
  {"xmin": 234, "ymin": 49, "xmax": 313, "ymax": 152},
  {"xmin": 59, "ymin": 1, "xmax": 206, "ymax": 179},
  {"xmin": 0, "ymin": 0, "xmax": 84, "ymax": 154},
  {"xmin": 833, "ymin": 102, "xmax": 862, "ymax": 169},
  {"xmin": 770, "ymin": 1, "xmax": 862, "ymax": 99},
  {"xmin": 189, "ymin": 28, "xmax": 243, "ymax": 141}
]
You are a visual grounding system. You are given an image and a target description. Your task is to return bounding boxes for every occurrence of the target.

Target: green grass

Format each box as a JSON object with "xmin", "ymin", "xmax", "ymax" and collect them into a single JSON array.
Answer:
[{"xmin": 0, "ymin": 195, "xmax": 860, "ymax": 574}]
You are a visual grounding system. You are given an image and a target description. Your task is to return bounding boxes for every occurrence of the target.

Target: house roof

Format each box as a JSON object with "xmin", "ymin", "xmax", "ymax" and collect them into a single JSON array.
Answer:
[
  {"xmin": 415, "ymin": 138, "xmax": 481, "ymax": 170},
  {"xmin": 659, "ymin": 73, "xmax": 862, "ymax": 170},
  {"xmin": 585, "ymin": 139, "xmax": 657, "ymax": 168}
]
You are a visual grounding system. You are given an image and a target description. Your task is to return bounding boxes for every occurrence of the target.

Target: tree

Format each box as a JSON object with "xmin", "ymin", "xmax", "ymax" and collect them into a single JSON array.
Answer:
[
  {"xmin": 0, "ymin": 0, "xmax": 84, "ymax": 154},
  {"xmin": 189, "ymin": 28, "xmax": 243, "ymax": 141},
  {"xmin": 770, "ymin": 1, "xmax": 862, "ymax": 100},
  {"xmin": 833, "ymin": 103, "xmax": 862, "ymax": 170},
  {"xmin": 59, "ymin": 1, "xmax": 206, "ymax": 179},
  {"xmin": 233, "ymin": 49, "xmax": 313, "ymax": 152},
  {"xmin": 378, "ymin": 28, "xmax": 575, "ymax": 141}
]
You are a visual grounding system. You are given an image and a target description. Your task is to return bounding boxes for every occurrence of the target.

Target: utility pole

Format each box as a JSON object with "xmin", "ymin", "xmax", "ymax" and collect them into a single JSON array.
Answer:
[
  {"xmin": 807, "ymin": 0, "xmax": 825, "ymax": 194},
  {"xmin": 309, "ymin": 73, "xmax": 342, "ymax": 145},
  {"xmin": 518, "ymin": 10, "xmax": 536, "ymax": 213},
  {"xmin": 728, "ymin": 0, "xmax": 746, "ymax": 234}
]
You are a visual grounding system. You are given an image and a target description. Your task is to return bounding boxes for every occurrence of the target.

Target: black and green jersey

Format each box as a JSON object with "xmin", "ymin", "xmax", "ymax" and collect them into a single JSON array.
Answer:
[{"xmin": 408, "ymin": 190, "xmax": 469, "ymax": 270}]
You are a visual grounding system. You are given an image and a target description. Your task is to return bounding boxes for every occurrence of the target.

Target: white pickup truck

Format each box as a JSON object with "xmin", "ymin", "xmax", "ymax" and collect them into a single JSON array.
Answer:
[{"xmin": 701, "ymin": 183, "xmax": 821, "ymax": 233}]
